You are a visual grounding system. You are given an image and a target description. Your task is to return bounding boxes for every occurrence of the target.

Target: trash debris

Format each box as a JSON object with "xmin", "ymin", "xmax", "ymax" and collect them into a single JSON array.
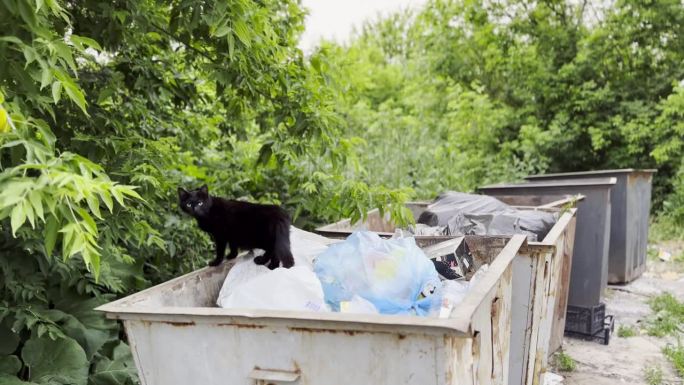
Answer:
[
  {"xmin": 217, "ymin": 265, "xmax": 328, "ymax": 312},
  {"xmin": 216, "ymin": 227, "xmax": 334, "ymax": 310},
  {"xmin": 439, "ymin": 280, "xmax": 468, "ymax": 318},
  {"xmin": 436, "ymin": 263, "xmax": 489, "ymax": 318},
  {"xmin": 543, "ymin": 371, "xmax": 564, "ymax": 385},
  {"xmin": 414, "ymin": 191, "xmax": 557, "ymax": 241},
  {"xmin": 314, "ymin": 231, "xmax": 442, "ymax": 316},
  {"xmin": 658, "ymin": 248, "xmax": 672, "ymax": 262}
]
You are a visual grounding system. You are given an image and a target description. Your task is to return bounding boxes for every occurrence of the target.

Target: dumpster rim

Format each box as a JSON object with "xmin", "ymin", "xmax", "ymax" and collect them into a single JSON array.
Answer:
[
  {"xmin": 96, "ymin": 235, "xmax": 526, "ymax": 336},
  {"xmin": 525, "ymin": 169, "xmax": 657, "ymax": 179},
  {"xmin": 479, "ymin": 177, "xmax": 617, "ymax": 189}
]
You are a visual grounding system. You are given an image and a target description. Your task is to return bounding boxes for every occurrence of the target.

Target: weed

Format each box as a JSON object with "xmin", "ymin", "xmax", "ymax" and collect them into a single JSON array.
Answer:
[
  {"xmin": 618, "ymin": 324, "xmax": 638, "ymax": 338},
  {"xmin": 646, "ymin": 293, "xmax": 684, "ymax": 337},
  {"xmin": 664, "ymin": 341, "xmax": 684, "ymax": 378},
  {"xmin": 644, "ymin": 365, "xmax": 664, "ymax": 385},
  {"xmin": 555, "ymin": 351, "xmax": 576, "ymax": 372}
]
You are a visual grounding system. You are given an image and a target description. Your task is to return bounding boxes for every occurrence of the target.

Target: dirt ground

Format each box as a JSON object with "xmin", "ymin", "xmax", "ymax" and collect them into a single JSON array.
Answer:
[{"xmin": 547, "ymin": 245, "xmax": 684, "ymax": 385}]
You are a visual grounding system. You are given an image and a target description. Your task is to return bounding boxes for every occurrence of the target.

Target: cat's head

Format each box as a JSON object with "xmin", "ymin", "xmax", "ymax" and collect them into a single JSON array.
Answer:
[{"xmin": 178, "ymin": 185, "xmax": 212, "ymax": 217}]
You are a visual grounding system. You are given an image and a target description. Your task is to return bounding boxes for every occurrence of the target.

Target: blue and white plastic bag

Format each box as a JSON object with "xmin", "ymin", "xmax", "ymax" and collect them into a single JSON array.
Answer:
[{"xmin": 314, "ymin": 231, "xmax": 441, "ymax": 316}]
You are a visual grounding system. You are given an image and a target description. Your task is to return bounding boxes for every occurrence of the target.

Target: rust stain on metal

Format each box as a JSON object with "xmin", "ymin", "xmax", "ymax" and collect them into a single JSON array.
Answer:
[
  {"xmin": 163, "ymin": 321, "xmax": 196, "ymax": 327},
  {"xmin": 287, "ymin": 326, "xmax": 358, "ymax": 336},
  {"xmin": 217, "ymin": 323, "xmax": 266, "ymax": 329}
]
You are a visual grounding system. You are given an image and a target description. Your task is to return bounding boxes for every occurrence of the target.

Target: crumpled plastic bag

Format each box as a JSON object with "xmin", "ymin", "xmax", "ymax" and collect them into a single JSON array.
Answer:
[
  {"xmin": 216, "ymin": 227, "xmax": 334, "ymax": 310},
  {"xmin": 314, "ymin": 231, "xmax": 441, "ymax": 316},
  {"xmin": 217, "ymin": 265, "xmax": 328, "ymax": 312},
  {"xmin": 418, "ymin": 191, "xmax": 557, "ymax": 241},
  {"xmin": 437, "ymin": 263, "xmax": 489, "ymax": 318}
]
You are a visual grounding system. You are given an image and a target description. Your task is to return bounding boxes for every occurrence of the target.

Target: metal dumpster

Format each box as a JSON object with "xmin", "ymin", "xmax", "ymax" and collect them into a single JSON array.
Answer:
[
  {"xmin": 525, "ymin": 169, "xmax": 656, "ymax": 283},
  {"xmin": 478, "ymin": 178, "xmax": 616, "ymax": 345},
  {"xmin": 315, "ymin": 202, "xmax": 578, "ymax": 385},
  {"xmin": 97, "ymin": 234, "xmax": 527, "ymax": 385}
]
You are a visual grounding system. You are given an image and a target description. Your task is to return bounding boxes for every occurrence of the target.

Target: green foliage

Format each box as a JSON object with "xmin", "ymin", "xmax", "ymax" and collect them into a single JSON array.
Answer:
[
  {"xmin": 554, "ymin": 351, "xmax": 576, "ymax": 372},
  {"xmin": 318, "ymin": 0, "xmax": 684, "ymax": 208},
  {"xmin": 663, "ymin": 341, "xmax": 684, "ymax": 378},
  {"xmin": 618, "ymin": 324, "xmax": 638, "ymax": 338},
  {"xmin": 646, "ymin": 293, "xmax": 684, "ymax": 337},
  {"xmin": 644, "ymin": 365, "xmax": 664, "ymax": 385}
]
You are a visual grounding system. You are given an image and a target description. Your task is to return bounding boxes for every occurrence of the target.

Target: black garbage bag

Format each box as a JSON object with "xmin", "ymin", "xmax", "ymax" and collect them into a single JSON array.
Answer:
[{"xmin": 417, "ymin": 191, "xmax": 557, "ymax": 241}]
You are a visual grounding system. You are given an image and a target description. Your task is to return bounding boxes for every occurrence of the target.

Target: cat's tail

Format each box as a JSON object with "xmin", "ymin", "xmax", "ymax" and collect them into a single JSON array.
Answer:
[{"xmin": 274, "ymin": 221, "xmax": 294, "ymax": 268}]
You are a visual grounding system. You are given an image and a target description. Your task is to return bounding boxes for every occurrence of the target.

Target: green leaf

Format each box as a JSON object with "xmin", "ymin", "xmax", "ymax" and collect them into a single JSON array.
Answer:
[
  {"xmin": 44, "ymin": 215, "xmax": 58, "ymax": 257},
  {"xmin": 69, "ymin": 35, "xmax": 102, "ymax": 51},
  {"xmin": 50, "ymin": 291, "xmax": 117, "ymax": 361},
  {"xmin": 10, "ymin": 204, "xmax": 26, "ymax": 237},
  {"xmin": 23, "ymin": 199, "xmax": 35, "ymax": 229},
  {"xmin": 63, "ymin": 82, "xmax": 88, "ymax": 115},
  {"xmin": 22, "ymin": 46, "xmax": 36, "ymax": 65},
  {"xmin": 227, "ymin": 33, "xmax": 235, "ymax": 59},
  {"xmin": 0, "ymin": 36, "xmax": 23, "ymax": 45},
  {"xmin": 53, "ymin": 70, "xmax": 88, "ymax": 115},
  {"xmin": 86, "ymin": 194, "xmax": 102, "ymax": 219},
  {"xmin": 39, "ymin": 67, "xmax": 52, "ymax": 90},
  {"xmin": 28, "ymin": 190, "xmax": 44, "ymax": 221},
  {"xmin": 233, "ymin": 20, "xmax": 251, "ymax": 48},
  {"xmin": 214, "ymin": 24, "xmax": 231, "ymax": 38},
  {"xmin": 51, "ymin": 81, "xmax": 61, "ymax": 104},
  {"xmin": 111, "ymin": 188, "xmax": 125, "ymax": 207},
  {"xmin": 89, "ymin": 342, "xmax": 137, "ymax": 385},
  {"xmin": 22, "ymin": 336, "xmax": 88, "ymax": 385},
  {"xmin": 0, "ymin": 355, "xmax": 21, "ymax": 376},
  {"xmin": 75, "ymin": 207, "xmax": 97, "ymax": 235},
  {"xmin": 99, "ymin": 190, "xmax": 114, "ymax": 213}
]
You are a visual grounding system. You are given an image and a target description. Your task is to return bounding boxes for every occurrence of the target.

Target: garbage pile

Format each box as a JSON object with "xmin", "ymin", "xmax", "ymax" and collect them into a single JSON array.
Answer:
[
  {"xmin": 217, "ymin": 227, "xmax": 486, "ymax": 318},
  {"xmin": 407, "ymin": 191, "xmax": 557, "ymax": 242}
]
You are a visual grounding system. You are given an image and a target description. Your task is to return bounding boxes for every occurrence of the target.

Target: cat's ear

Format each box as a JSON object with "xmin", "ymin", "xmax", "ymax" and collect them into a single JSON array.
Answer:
[
  {"xmin": 178, "ymin": 187, "xmax": 189, "ymax": 200},
  {"xmin": 199, "ymin": 185, "xmax": 208, "ymax": 195}
]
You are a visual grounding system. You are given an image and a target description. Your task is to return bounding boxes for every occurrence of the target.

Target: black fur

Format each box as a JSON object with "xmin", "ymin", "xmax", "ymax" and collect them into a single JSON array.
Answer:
[{"xmin": 178, "ymin": 185, "xmax": 294, "ymax": 269}]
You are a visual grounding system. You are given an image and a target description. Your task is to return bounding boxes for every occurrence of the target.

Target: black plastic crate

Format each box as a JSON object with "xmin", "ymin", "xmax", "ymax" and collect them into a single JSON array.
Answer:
[{"xmin": 564, "ymin": 303, "xmax": 614, "ymax": 345}]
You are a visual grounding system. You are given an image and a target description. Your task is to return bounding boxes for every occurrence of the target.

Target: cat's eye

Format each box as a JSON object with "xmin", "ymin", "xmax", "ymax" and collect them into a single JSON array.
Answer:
[
  {"xmin": 186, "ymin": 203, "xmax": 191, "ymax": 207},
  {"xmin": 197, "ymin": 202, "xmax": 203, "ymax": 206}
]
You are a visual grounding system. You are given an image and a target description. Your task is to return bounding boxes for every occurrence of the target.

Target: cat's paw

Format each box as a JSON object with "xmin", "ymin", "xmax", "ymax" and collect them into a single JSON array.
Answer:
[
  {"xmin": 280, "ymin": 259, "xmax": 294, "ymax": 269},
  {"xmin": 253, "ymin": 254, "xmax": 269, "ymax": 265},
  {"xmin": 267, "ymin": 259, "xmax": 280, "ymax": 270},
  {"xmin": 207, "ymin": 258, "xmax": 224, "ymax": 267}
]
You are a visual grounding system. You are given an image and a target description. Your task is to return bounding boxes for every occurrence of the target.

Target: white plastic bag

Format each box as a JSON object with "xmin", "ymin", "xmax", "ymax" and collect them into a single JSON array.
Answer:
[
  {"xmin": 314, "ymin": 231, "xmax": 442, "ymax": 316},
  {"xmin": 439, "ymin": 280, "xmax": 469, "ymax": 318},
  {"xmin": 216, "ymin": 226, "xmax": 334, "ymax": 310},
  {"xmin": 436, "ymin": 264, "xmax": 489, "ymax": 318},
  {"xmin": 217, "ymin": 266, "xmax": 328, "ymax": 312}
]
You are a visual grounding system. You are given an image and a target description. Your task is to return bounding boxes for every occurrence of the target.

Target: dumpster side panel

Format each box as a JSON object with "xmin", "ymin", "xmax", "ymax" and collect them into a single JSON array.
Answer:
[
  {"xmin": 470, "ymin": 256, "xmax": 513, "ymax": 385},
  {"xmin": 124, "ymin": 319, "xmax": 443, "ymax": 385},
  {"xmin": 523, "ymin": 252, "xmax": 547, "ymax": 385},
  {"xmin": 606, "ymin": 177, "xmax": 628, "ymax": 283},
  {"xmin": 509, "ymin": 255, "xmax": 536, "ymax": 385},
  {"xmin": 548, "ymin": 215, "xmax": 576, "ymax": 354}
]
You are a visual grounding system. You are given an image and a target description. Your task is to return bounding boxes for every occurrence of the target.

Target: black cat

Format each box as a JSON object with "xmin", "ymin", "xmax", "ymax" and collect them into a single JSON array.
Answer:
[{"xmin": 178, "ymin": 185, "xmax": 294, "ymax": 269}]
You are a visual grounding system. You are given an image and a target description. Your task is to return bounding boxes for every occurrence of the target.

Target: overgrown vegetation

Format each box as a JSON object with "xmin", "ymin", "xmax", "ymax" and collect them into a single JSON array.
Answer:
[
  {"xmin": 618, "ymin": 324, "xmax": 638, "ymax": 338},
  {"xmin": 664, "ymin": 341, "xmax": 684, "ymax": 378},
  {"xmin": 647, "ymin": 293, "xmax": 684, "ymax": 338},
  {"xmin": 1, "ymin": 0, "xmax": 683, "ymax": 383},
  {"xmin": 644, "ymin": 365, "xmax": 664, "ymax": 385},
  {"xmin": 555, "ymin": 351, "xmax": 576, "ymax": 372}
]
